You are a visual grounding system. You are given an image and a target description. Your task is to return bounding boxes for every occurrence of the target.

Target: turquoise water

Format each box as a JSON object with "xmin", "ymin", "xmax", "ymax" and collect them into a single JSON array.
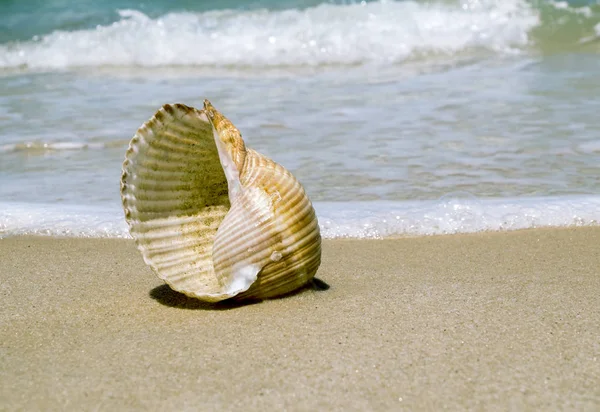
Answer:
[
  {"xmin": 0, "ymin": 0, "xmax": 599, "ymax": 238},
  {"xmin": 2, "ymin": 1, "xmax": 347, "ymax": 44}
]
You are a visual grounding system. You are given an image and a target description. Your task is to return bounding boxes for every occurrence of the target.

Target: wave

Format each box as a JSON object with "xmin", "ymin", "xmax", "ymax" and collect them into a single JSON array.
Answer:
[
  {"xmin": 0, "ymin": 140, "xmax": 128, "ymax": 154},
  {"xmin": 1, "ymin": 195, "xmax": 598, "ymax": 239},
  {"xmin": 0, "ymin": 0, "xmax": 554, "ymax": 70}
]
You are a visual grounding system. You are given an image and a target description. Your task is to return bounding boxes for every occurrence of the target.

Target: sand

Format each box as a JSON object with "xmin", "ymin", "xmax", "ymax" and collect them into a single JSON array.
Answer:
[{"xmin": 1, "ymin": 228, "xmax": 599, "ymax": 410}]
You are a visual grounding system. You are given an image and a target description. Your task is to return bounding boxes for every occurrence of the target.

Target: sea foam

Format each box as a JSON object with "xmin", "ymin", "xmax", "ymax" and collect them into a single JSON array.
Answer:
[
  {"xmin": 0, "ymin": 0, "xmax": 539, "ymax": 70},
  {"xmin": 1, "ymin": 195, "xmax": 598, "ymax": 239}
]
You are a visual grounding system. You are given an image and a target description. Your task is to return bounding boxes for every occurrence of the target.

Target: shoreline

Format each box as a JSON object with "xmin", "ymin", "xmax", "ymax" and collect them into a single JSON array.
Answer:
[
  {"xmin": 1, "ymin": 227, "xmax": 599, "ymax": 410},
  {"xmin": 2, "ymin": 194, "xmax": 600, "ymax": 240}
]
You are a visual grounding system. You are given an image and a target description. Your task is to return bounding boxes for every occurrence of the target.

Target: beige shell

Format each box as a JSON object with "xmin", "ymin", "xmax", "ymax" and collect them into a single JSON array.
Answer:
[{"xmin": 120, "ymin": 100, "xmax": 321, "ymax": 302}]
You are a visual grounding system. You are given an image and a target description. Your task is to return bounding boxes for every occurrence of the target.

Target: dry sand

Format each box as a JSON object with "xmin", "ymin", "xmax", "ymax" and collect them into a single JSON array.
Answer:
[{"xmin": 1, "ymin": 228, "xmax": 599, "ymax": 410}]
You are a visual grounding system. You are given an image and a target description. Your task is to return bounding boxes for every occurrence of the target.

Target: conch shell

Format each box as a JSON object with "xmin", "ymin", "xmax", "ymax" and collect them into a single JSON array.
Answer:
[{"xmin": 120, "ymin": 100, "xmax": 321, "ymax": 302}]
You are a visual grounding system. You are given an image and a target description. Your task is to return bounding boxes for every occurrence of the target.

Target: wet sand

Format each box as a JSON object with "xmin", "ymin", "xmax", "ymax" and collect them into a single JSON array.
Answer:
[{"xmin": 1, "ymin": 228, "xmax": 599, "ymax": 410}]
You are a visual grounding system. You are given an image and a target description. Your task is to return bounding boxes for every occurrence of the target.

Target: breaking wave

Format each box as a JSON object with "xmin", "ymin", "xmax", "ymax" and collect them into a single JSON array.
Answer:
[{"xmin": 0, "ymin": 0, "xmax": 553, "ymax": 70}]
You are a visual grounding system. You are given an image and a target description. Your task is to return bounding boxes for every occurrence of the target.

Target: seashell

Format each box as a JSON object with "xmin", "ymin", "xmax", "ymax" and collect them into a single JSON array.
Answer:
[{"xmin": 120, "ymin": 100, "xmax": 321, "ymax": 302}]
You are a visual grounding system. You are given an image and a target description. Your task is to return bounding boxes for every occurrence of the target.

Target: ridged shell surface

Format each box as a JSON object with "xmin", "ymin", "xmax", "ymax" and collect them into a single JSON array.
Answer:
[{"xmin": 121, "ymin": 101, "xmax": 321, "ymax": 302}]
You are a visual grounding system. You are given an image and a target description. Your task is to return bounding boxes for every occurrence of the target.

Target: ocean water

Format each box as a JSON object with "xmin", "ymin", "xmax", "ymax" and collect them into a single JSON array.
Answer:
[{"xmin": 1, "ymin": 0, "xmax": 599, "ymax": 239}]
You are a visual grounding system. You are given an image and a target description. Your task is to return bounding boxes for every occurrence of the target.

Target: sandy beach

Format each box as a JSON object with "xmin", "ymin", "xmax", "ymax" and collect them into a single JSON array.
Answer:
[{"xmin": 1, "ymin": 227, "xmax": 599, "ymax": 410}]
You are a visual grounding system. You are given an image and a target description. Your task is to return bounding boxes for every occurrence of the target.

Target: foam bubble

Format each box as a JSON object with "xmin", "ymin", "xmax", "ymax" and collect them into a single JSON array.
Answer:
[{"xmin": 0, "ymin": 0, "xmax": 539, "ymax": 70}]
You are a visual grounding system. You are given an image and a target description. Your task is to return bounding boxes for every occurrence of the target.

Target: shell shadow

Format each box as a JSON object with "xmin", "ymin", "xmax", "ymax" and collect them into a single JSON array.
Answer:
[
  {"xmin": 149, "ymin": 284, "xmax": 257, "ymax": 310},
  {"xmin": 311, "ymin": 277, "xmax": 330, "ymax": 291},
  {"xmin": 149, "ymin": 277, "xmax": 330, "ymax": 310}
]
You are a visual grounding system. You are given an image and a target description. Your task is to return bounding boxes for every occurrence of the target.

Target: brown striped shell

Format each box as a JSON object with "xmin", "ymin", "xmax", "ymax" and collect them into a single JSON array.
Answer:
[{"xmin": 120, "ymin": 100, "xmax": 321, "ymax": 302}]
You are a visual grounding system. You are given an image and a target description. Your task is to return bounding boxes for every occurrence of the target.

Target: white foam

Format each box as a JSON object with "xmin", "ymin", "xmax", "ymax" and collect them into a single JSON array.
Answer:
[
  {"xmin": 0, "ymin": 141, "xmax": 108, "ymax": 153},
  {"xmin": 549, "ymin": 1, "xmax": 593, "ymax": 17},
  {"xmin": 0, "ymin": 202, "xmax": 129, "ymax": 238},
  {"xmin": 1, "ymin": 195, "xmax": 598, "ymax": 240},
  {"xmin": 315, "ymin": 195, "xmax": 600, "ymax": 239},
  {"xmin": 0, "ymin": 0, "xmax": 539, "ymax": 70},
  {"xmin": 577, "ymin": 140, "xmax": 600, "ymax": 153}
]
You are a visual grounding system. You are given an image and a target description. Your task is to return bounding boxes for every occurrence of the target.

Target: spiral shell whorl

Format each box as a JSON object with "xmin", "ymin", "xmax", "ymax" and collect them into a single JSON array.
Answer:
[
  {"xmin": 218, "ymin": 149, "xmax": 321, "ymax": 300},
  {"xmin": 120, "ymin": 101, "xmax": 321, "ymax": 302}
]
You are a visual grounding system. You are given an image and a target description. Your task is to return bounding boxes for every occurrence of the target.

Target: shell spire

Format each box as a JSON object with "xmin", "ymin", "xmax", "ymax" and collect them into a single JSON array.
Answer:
[
  {"xmin": 121, "ymin": 100, "xmax": 322, "ymax": 302},
  {"xmin": 203, "ymin": 99, "xmax": 246, "ymax": 172}
]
